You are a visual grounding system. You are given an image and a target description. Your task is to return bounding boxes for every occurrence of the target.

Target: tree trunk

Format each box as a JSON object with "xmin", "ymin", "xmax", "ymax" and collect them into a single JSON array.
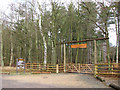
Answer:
[
  {"xmin": 51, "ymin": 42, "xmax": 56, "ymax": 64},
  {"xmin": 9, "ymin": 29, "xmax": 13, "ymax": 66},
  {"xmin": 0, "ymin": 23, "xmax": 4, "ymax": 66},
  {"xmin": 38, "ymin": 15, "xmax": 47, "ymax": 65},
  {"xmin": 28, "ymin": 37, "xmax": 32, "ymax": 63},
  {"xmin": 75, "ymin": 32, "xmax": 79, "ymax": 65},
  {"xmin": 113, "ymin": 8, "xmax": 118, "ymax": 63},
  {"xmin": 36, "ymin": 29, "xmax": 39, "ymax": 63}
]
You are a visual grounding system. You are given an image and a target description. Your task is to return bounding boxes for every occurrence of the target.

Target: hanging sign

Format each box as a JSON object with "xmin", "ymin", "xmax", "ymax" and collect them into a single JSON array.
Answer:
[{"xmin": 71, "ymin": 43, "xmax": 87, "ymax": 48}]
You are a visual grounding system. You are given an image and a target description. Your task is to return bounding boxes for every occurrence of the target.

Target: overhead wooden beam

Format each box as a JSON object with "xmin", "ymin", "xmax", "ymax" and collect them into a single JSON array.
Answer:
[{"xmin": 56, "ymin": 37, "xmax": 109, "ymax": 45}]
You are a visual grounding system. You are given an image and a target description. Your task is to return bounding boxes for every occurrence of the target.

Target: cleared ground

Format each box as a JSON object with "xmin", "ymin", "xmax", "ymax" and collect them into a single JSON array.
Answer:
[{"xmin": 2, "ymin": 73, "xmax": 113, "ymax": 88}]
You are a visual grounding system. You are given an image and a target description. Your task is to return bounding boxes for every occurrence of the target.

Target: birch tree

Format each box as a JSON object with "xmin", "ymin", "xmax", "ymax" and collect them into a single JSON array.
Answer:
[{"xmin": 37, "ymin": 2, "xmax": 47, "ymax": 64}]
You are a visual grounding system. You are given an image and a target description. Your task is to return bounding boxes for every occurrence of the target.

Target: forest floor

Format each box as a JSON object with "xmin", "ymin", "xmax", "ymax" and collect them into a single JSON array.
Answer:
[
  {"xmin": 2, "ymin": 73, "xmax": 113, "ymax": 88},
  {"xmin": 100, "ymin": 76, "xmax": 119, "ymax": 86}
]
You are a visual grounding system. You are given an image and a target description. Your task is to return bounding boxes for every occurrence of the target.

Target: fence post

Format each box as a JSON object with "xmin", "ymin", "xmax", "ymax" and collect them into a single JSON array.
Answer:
[
  {"xmin": 94, "ymin": 64, "xmax": 98, "ymax": 77},
  {"xmin": 112, "ymin": 64, "xmax": 113, "ymax": 75},
  {"xmin": 79, "ymin": 63, "xmax": 80, "ymax": 73},
  {"xmin": 25, "ymin": 63, "xmax": 27, "ymax": 73},
  {"xmin": 39, "ymin": 64, "xmax": 40, "ymax": 70},
  {"xmin": 56, "ymin": 64, "xmax": 59, "ymax": 73},
  {"xmin": 64, "ymin": 44, "xmax": 66, "ymax": 72}
]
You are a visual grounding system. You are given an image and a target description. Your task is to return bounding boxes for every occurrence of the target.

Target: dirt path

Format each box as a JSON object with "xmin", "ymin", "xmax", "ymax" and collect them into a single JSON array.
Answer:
[{"xmin": 2, "ymin": 73, "xmax": 112, "ymax": 88}]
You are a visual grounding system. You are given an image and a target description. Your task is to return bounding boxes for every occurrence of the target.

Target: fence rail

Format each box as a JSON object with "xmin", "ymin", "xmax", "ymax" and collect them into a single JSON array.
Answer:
[{"xmin": 94, "ymin": 63, "xmax": 120, "ymax": 76}]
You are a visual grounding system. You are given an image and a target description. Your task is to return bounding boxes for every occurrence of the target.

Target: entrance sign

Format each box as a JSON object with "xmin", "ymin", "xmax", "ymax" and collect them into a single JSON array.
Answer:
[
  {"xmin": 16, "ymin": 58, "xmax": 25, "ymax": 73},
  {"xmin": 71, "ymin": 43, "xmax": 87, "ymax": 48}
]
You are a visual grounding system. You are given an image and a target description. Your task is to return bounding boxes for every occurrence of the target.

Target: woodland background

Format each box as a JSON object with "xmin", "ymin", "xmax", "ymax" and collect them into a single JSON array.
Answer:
[{"xmin": 0, "ymin": 0, "xmax": 120, "ymax": 66}]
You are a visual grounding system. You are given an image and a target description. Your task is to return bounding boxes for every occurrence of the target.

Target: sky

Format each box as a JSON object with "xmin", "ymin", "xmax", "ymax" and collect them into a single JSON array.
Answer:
[{"xmin": 0, "ymin": 0, "xmax": 117, "ymax": 46}]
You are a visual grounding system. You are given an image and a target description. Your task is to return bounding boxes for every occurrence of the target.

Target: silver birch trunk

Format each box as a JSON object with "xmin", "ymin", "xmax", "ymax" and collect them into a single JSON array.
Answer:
[
  {"xmin": 113, "ymin": 8, "xmax": 118, "ymax": 63},
  {"xmin": 38, "ymin": 14, "xmax": 47, "ymax": 65},
  {"xmin": 114, "ymin": 9, "xmax": 119, "ymax": 63},
  {"xmin": 9, "ymin": 17, "xmax": 13, "ymax": 66},
  {"xmin": 37, "ymin": 1, "xmax": 47, "ymax": 64}
]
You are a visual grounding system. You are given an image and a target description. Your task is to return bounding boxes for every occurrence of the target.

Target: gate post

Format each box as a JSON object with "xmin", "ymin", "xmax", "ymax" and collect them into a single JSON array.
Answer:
[
  {"xmin": 94, "ymin": 64, "xmax": 98, "ymax": 77},
  {"xmin": 94, "ymin": 40, "xmax": 97, "ymax": 77},
  {"xmin": 56, "ymin": 64, "xmax": 59, "ymax": 73},
  {"xmin": 64, "ymin": 44, "xmax": 66, "ymax": 72}
]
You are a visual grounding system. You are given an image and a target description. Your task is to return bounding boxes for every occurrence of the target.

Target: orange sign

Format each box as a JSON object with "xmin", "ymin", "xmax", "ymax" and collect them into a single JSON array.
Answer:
[{"xmin": 71, "ymin": 43, "xmax": 87, "ymax": 48}]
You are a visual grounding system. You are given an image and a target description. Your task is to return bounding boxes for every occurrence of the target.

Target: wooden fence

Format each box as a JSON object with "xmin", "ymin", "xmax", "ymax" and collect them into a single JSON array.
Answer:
[
  {"xmin": 25, "ymin": 63, "xmax": 120, "ymax": 76},
  {"xmin": 25, "ymin": 63, "xmax": 94, "ymax": 74},
  {"xmin": 25, "ymin": 63, "xmax": 64, "ymax": 73},
  {"xmin": 94, "ymin": 63, "xmax": 120, "ymax": 77}
]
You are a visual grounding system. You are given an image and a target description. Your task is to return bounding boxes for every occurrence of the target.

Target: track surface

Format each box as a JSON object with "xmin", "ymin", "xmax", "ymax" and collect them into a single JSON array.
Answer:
[{"xmin": 2, "ymin": 73, "xmax": 112, "ymax": 88}]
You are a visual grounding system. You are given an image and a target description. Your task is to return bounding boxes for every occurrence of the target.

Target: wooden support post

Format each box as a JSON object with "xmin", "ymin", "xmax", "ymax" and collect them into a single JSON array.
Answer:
[
  {"xmin": 94, "ymin": 40, "xmax": 97, "ymax": 64},
  {"xmin": 72, "ymin": 64, "xmax": 74, "ymax": 72},
  {"xmin": 25, "ymin": 63, "xmax": 27, "ymax": 70},
  {"xmin": 56, "ymin": 64, "xmax": 59, "ymax": 73},
  {"xmin": 94, "ymin": 40, "xmax": 97, "ymax": 77},
  {"xmin": 64, "ymin": 44, "xmax": 66, "ymax": 72},
  {"xmin": 24, "ymin": 59, "xmax": 25, "ymax": 74},
  {"xmin": 79, "ymin": 63, "xmax": 80, "ymax": 73},
  {"xmin": 32, "ymin": 63, "xmax": 33, "ymax": 72},
  {"xmin": 39, "ymin": 64, "xmax": 40, "ymax": 70},
  {"xmin": 112, "ymin": 64, "xmax": 113, "ymax": 75},
  {"xmin": 94, "ymin": 64, "xmax": 98, "ymax": 77}
]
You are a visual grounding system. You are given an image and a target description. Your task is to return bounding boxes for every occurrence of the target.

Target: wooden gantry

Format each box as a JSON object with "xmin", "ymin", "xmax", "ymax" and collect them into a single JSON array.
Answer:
[{"xmin": 57, "ymin": 37, "xmax": 109, "ymax": 72}]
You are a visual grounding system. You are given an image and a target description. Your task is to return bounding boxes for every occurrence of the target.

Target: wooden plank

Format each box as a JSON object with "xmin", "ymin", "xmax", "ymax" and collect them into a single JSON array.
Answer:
[
  {"xmin": 97, "ymin": 70, "xmax": 120, "ymax": 71},
  {"xmin": 56, "ymin": 37, "xmax": 109, "ymax": 45},
  {"xmin": 47, "ymin": 68, "xmax": 56, "ymax": 69},
  {"xmin": 71, "ymin": 44, "xmax": 87, "ymax": 48},
  {"xmin": 58, "ymin": 66, "xmax": 64, "ymax": 67},
  {"xmin": 32, "ymin": 72, "xmax": 51, "ymax": 74},
  {"xmin": 86, "ymin": 64, "xmax": 93, "ymax": 72},
  {"xmin": 96, "ymin": 73, "xmax": 120, "ymax": 75},
  {"xmin": 73, "ymin": 64, "xmax": 79, "ymax": 72},
  {"xmin": 97, "ymin": 67, "xmax": 114, "ymax": 68},
  {"xmin": 95, "ymin": 63, "xmax": 120, "ymax": 65},
  {"xmin": 0, "ymin": 72, "xmax": 10, "ymax": 74}
]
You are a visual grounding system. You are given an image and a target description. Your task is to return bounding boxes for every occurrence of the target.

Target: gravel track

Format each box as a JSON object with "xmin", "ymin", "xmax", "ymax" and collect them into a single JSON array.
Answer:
[{"xmin": 2, "ymin": 73, "xmax": 113, "ymax": 88}]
